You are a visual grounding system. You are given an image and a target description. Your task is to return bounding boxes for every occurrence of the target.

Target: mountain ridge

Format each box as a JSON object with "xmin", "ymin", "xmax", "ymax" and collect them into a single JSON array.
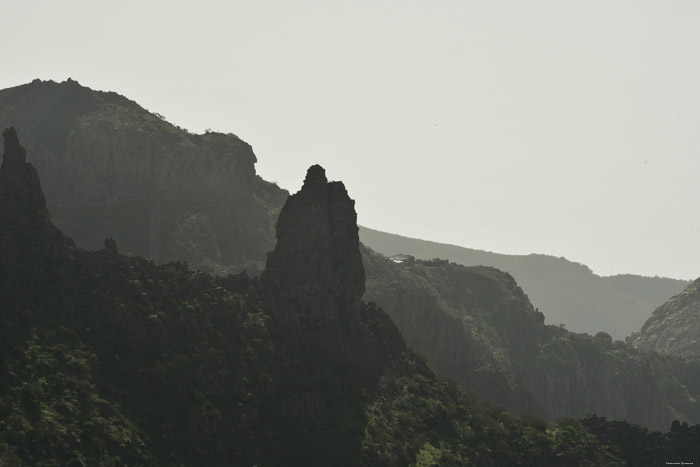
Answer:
[
  {"xmin": 361, "ymin": 244, "xmax": 700, "ymax": 431},
  {"xmin": 1, "ymin": 79, "xmax": 687, "ymax": 341},
  {"xmin": 359, "ymin": 225, "xmax": 689, "ymax": 339}
]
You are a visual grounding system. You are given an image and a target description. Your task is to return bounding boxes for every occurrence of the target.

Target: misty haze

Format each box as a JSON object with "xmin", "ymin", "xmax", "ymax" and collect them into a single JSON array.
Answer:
[{"xmin": 1, "ymin": 1, "xmax": 699, "ymax": 465}]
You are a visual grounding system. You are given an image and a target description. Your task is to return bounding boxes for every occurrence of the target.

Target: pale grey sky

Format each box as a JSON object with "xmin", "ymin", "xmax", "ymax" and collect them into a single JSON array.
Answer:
[{"xmin": 3, "ymin": 0, "xmax": 700, "ymax": 279}]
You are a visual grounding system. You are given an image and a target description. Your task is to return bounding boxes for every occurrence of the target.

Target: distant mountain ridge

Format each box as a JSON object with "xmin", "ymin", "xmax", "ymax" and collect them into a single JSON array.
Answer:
[{"xmin": 359, "ymin": 226, "xmax": 689, "ymax": 339}]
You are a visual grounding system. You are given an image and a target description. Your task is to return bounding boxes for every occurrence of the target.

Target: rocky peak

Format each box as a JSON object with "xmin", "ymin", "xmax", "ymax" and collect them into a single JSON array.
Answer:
[
  {"xmin": 0, "ymin": 128, "xmax": 72, "ymax": 263},
  {"xmin": 263, "ymin": 165, "xmax": 365, "ymax": 352},
  {"xmin": 3, "ymin": 127, "xmax": 27, "ymax": 164},
  {"xmin": 0, "ymin": 127, "xmax": 49, "ymax": 217},
  {"xmin": 0, "ymin": 80, "xmax": 284, "ymax": 271}
]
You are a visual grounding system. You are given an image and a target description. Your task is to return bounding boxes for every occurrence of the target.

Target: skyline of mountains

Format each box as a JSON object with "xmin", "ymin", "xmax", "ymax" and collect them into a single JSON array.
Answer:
[
  {"xmin": 0, "ymin": 78, "xmax": 690, "ymax": 342},
  {"xmin": 2, "ymin": 78, "xmax": 700, "ymax": 464},
  {"xmin": 360, "ymin": 226, "xmax": 689, "ymax": 340}
]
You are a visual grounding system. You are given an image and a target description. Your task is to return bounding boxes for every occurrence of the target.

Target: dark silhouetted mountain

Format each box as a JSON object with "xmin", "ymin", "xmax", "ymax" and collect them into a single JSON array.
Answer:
[
  {"xmin": 3, "ymin": 129, "xmax": 699, "ymax": 465},
  {"xmin": 5, "ymin": 81, "xmax": 700, "ymax": 464},
  {"xmin": 631, "ymin": 278, "xmax": 700, "ymax": 358},
  {"xmin": 359, "ymin": 226, "xmax": 689, "ymax": 340},
  {"xmin": 0, "ymin": 79, "xmax": 287, "ymax": 274}
]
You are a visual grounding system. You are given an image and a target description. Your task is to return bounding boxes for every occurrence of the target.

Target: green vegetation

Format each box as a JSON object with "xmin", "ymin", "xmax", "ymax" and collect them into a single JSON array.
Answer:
[
  {"xmin": 5, "ymin": 244, "xmax": 644, "ymax": 466},
  {"xmin": 2, "ymin": 82, "xmax": 700, "ymax": 465}
]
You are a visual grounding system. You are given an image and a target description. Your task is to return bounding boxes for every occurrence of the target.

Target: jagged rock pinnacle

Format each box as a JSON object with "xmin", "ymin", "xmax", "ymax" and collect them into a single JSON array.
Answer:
[
  {"xmin": 0, "ymin": 127, "xmax": 73, "ymax": 260},
  {"xmin": 263, "ymin": 165, "xmax": 365, "ymax": 352},
  {"xmin": 0, "ymin": 127, "xmax": 48, "ymax": 217},
  {"xmin": 2, "ymin": 127, "xmax": 27, "ymax": 165},
  {"xmin": 302, "ymin": 164, "xmax": 328, "ymax": 190}
]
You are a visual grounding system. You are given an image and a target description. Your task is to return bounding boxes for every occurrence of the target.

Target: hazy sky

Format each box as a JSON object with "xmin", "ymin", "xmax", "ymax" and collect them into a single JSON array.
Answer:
[{"xmin": 3, "ymin": 1, "xmax": 700, "ymax": 279}]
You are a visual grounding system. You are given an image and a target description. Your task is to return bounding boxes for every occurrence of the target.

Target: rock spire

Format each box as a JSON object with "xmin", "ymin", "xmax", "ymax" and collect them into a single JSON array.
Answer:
[
  {"xmin": 0, "ymin": 128, "xmax": 73, "ymax": 262},
  {"xmin": 263, "ymin": 165, "xmax": 365, "ymax": 353},
  {"xmin": 0, "ymin": 127, "xmax": 49, "ymax": 218}
]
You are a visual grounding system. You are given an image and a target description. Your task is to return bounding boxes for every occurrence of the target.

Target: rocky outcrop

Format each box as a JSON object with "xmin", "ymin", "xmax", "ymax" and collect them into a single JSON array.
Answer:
[
  {"xmin": 0, "ymin": 79, "xmax": 286, "ymax": 271},
  {"xmin": 0, "ymin": 128, "xmax": 74, "ymax": 294},
  {"xmin": 263, "ymin": 165, "xmax": 365, "ymax": 356},
  {"xmin": 0, "ymin": 127, "xmax": 49, "ymax": 221},
  {"xmin": 5, "ymin": 80, "xmax": 698, "ymax": 437},
  {"xmin": 631, "ymin": 278, "xmax": 700, "ymax": 358}
]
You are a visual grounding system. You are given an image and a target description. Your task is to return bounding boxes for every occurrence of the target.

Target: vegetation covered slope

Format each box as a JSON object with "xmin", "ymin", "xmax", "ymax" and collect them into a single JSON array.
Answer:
[
  {"xmin": 359, "ymin": 226, "xmax": 689, "ymax": 340},
  {"xmin": 3, "ymin": 128, "xmax": 699, "ymax": 466},
  {"xmin": 362, "ymin": 247, "xmax": 700, "ymax": 431},
  {"xmin": 631, "ymin": 278, "xmax": 700, "ymax": 358},
  {"xmin": 0, "ymin": 79, "xmax": 287, "ymax": 274}
]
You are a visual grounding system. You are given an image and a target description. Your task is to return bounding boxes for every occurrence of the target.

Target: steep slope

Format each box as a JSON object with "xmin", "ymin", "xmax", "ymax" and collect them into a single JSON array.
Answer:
[
  {"xmin": 362, "ymin": 246, "xmax": 700, "ymax": 431},
  {"xmin": 4, "ymin": 129, "xmax": 698, "ymax": 465},
  {"xmin": 0, "ymin": 79, "xmax": 287, "ymax": 273},
  {"xmin": 359, "ymin": 226, "xmax": 689, "ymax": 339},
  {"xmin": 631, "ymin": 279, "xmax": 700, "ymax": 358}
]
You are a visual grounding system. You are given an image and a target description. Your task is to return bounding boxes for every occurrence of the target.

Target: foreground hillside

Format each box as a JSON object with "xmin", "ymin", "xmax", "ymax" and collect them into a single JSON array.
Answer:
[
  {"xmin": 359, "ymin": 226, "xmax": 688, "ymax": 339},
  {"xmin": 362, "ymin": 247, "xmax": 700, "ymax": 431},
  {"xmin": 3, "ymin": 128, "xmax": 700, "ymax": 465},
  {"xmin": 631, "ymin": 278, "xmax": 700, "ymax": 358}
]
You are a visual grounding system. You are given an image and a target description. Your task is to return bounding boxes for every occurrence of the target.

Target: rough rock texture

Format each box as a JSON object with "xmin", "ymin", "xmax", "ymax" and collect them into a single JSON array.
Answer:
[
  {"xmin": 263, "ymin": 165, "xmax": 365, "ymax": 357},
  {"xmin": 360, "ymin": 226, "xmax": 689, "ymax": 340},
  {"xmin": 0, "ymin": 127, "xmax": 47, "ymax": 215},
  {"xmin": 0, "ymin": 79, "xmax": 286, "ymax": 272},
  {"xmin": 362, "ymin": 249, "xmax": 541, "ymax": 411},
  {"xmin": 362, "ymin": 247, "xmax": 700, "ymax": 430},
  {"xmin": 631, "ymin": 278, "xmax": 700, "ymax": 358}
]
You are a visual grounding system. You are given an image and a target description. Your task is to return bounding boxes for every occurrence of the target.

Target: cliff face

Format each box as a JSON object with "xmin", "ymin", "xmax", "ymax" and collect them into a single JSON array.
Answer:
[
  {"xmin": 631, "ymin": 278, "xmax": 700, "ymax": 358},
  {"xmin": 359, "ymin": 226, "xmax": 689, "ymax": 340},
  {"xmin": 263, "ymin": 165, "xmax": 365, "ymax": 356},
  {"xmin": 362, "ymin": 247, "xmax": 700, "ymax": 430},
  {"xmin": 0, "ymin": 80, "xmax": 286, "ymax": 271},
  {"xmin": 0, "ymin": 127, "xmax": 74, "ymax": 299}
]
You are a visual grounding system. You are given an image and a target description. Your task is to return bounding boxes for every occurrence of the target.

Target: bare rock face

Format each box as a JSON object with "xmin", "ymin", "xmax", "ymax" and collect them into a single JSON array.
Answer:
[
  {"xmin": 0, "ymin": 127, "xmax": 48, "ymax": 217},
  {"xmin": 362, "ymin": 248, "xmax": 699, "ymax": 430},
  {"xmin": 263, "ymin": 165, "xmax": 365, "ymax": 355},
  {"xmin": 631, "ymin": 278, "xmax": 700, "ymax": 358},
  {"xmin": 0, "ymin": 79, "xmax": 286, "ymax": 271}
]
